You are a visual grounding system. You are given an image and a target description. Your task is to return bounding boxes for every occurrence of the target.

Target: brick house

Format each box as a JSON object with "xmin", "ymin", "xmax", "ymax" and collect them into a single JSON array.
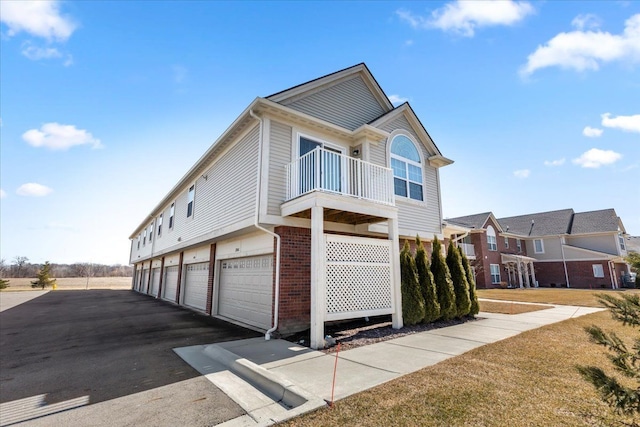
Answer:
[
  {"xmin": 129, "ymin": 64, "xmax": 453, "ymax": 349},
  {"xmin": 445, "ymin": 208, "xmax": 631, "ymax": 289}
]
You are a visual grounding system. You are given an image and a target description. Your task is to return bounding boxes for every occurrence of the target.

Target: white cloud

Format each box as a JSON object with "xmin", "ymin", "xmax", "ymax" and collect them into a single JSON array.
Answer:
[
  {"xmin": 20, "ymin": 41, "xmax": 73, "ymax": 65},
  {"xmin": 573, "ymin": 148, "xmax": 622, "ymax": 168},
  {"xmin": 544, "ymin": 158, "xmax": 565, "ymax": 167},
  {"xmin": 571, "ymin": 14, "xmax": 601, "ymax": 31},
  {"xmin": 513, "ymin": 169, "xmax": 530, "ymax": 178},
  {"xmin": 22, "ymin": 123, "xmax": 103, "ymax": 150},
  {"xmin": 397, "ymin": 1, "xmax": 534, "ymax": 37},
  {"xmin": 583, "ymin": 126, "xmax": 603, "ymax": 137},
  {"xmin": 16, "ymin": 183, "xmax": 53, "ymax": 197},
  {"xmin": 521, "ymin": 14, "xmax": 640, "ymax": 76},
  {"xmin": 388, "ymin": 94, "xmax": 409, "ymax": 105},
  {"xmin": 601, "ymin": 113, "xmax": 640, "ymax": 133},
  {"xmin": 0, "ymin": 189, "xmax": 6, "ymax": 199},
  {"xmin": 0, "ymin": 0, "xmax": 76, "ymax": 41}
]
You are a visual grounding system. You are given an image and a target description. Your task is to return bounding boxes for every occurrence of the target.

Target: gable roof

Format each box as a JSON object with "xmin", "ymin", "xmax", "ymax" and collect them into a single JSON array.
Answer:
[
  {"xmin": 267, "ymin": 63, "xmax": 393, "ymax": 113},
  {"xmin": 445, "ymin": 212, "xmax": 493, "ymax": 230},
  {"xmin": 368, "ymin": 102, "xmax": 450, "ymax": 163},
  {"xmin": 570, "ymin": 209, "xmax": 622, "ymax": 234},
  {"xmin": 497, "ymin": 209, "xmax": 574, "ymax": 237}
]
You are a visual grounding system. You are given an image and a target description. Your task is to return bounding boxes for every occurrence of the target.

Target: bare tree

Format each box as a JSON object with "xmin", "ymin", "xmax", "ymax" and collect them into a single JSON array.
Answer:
[
  {"xmin": 12, "ymin": 256, "xmax": 29, "ymax": 278},
  {"xmin": 0, "ymin": 258, "xmax": 7, "ymax": 278},
  {"xmin": 73, "ymin": 263, "xmax": 94, "ymax": 289}
]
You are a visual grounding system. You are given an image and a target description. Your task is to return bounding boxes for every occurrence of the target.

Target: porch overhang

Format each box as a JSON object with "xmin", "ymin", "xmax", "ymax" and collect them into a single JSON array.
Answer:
[
  {"xmin": 501, "ymin": 253, "xmax": 537, "ymax": 264},
  {"xmin": 281, "ymin": 191, "xmax": 397, "ymax": 226}
]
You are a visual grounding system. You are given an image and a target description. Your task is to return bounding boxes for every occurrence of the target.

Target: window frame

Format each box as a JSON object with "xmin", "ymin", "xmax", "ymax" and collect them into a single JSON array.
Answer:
[
  {"xmin": 516, "ymin": 239, "xmax": 522, "ymax": 252},
  {"xmin": 389, "ymin": 134, "xmax": 424, "ymax": 202},
  {"xmin": 504, "ymin": 236, "xmax": 509, "ymax": 249},
  {"xmin": 534, "ymin": 239, "xmax": 544, "ymax": 254},
  {"xmin": 490, "ymin": 264, "xmax": 501, "ymax": 284},
  {"xmin": 619, "ymin": 233, "xmax": 626, "ymax": 251},
  {"xmin": 487, "ymin": 226, "xmax": 497, "ymax": 251},
  {"xmin": 143, "ymin": 229, "xmax": 147, "ymax": 246},
  {"xmin": 187, "ymin": 185, "xmax": 195, "ymax": 218},
  {"xmin": 169, "ymin": 203, "xmax": 175, "ymax": 229},
  {"xmin": 592, "ymin": 264, "xmax": 605, "ymax": 278},
  {"xmin": 148, "ymin": 223, "xmax": 153, "ymax": 243},
  {"xmin": 157, "ymin": 214, "xmax": 163, "ymax": 237}
]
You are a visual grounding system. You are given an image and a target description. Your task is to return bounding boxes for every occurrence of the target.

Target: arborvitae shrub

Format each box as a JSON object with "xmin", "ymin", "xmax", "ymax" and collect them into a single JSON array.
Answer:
[
  {"xmin": 430, "ymin": 237, "xmax": 456, "ymax": 321},
  {"xmin": 459, "ymin": 246, "xmax": 479, "ymax": 316},
  {"xmin": 447, "ymin": 243, "xmax": 471, "ymax": 318},
  {"xmin": 400, "ymin": 241, "xmax": 425, "ymax": 325},
  {"xmin": 415, "ymin": 235, "xmax": 440, "ymax": 323}
]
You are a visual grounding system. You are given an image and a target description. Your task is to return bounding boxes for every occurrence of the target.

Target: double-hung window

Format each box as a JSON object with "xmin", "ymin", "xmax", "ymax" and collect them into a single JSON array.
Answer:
[
  {"xmin": 490, "ymin": 264, "xmax": 501, "ymax": 284},
  {"xmin": 187, "ymin": 185, "xmax": 195, "ymax": 218},
  {"xmin": 534, "ymin": 239, "xmax": 544, "ymax": 254},
  {"xmin": 157, "ymin": 214, "xmax": 163, "ymax": 237},
  {"xmin": 504, "ymin": 237, "xmax": 509, "ymax": 249},
  {"xmin": 487, "ymin": 226, "xmax": 497, "ymax": 251},
  {"xmin": 619, "ymin": 233, "xmax": 626, "ymax": 251},
  {"xmin": 143, "ymin": 229, "xmax": 147, "ymax": 246},
  {"xmin": 148, "ymin": 223, "xmax": 153, "ymax": 242},
  {"xmin": 390, "ymin": 135, "xmax": 423, "ymax": 201},
  {"xmin": 169, "ymin": 203, "xmax": 175, "ymax": 229},
  {"xmin": 516, "ymin": 239, "xmax": 522, "ymax": 252}
]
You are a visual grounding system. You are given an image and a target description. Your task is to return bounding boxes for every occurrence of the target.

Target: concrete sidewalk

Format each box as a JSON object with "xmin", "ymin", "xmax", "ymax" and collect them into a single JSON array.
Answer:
[{"xmin": 176, "ymin": 302, "xmax": 604, "ymax": 426}]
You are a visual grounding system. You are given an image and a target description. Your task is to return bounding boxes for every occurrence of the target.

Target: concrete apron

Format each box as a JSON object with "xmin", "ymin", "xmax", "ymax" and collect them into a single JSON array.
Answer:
[{"xmin": 174, "ymin": 303, "xmax": 605, "ymax": 427}]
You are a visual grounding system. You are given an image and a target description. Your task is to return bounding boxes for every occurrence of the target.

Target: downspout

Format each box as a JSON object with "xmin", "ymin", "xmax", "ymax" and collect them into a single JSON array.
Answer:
[
  {"xmin": 249, "ymin": 109, "xmax": 281, "ymax": 341},
  {"xmin": 560, "ymin": 236, "xmax": 570, "ymax": 288}
]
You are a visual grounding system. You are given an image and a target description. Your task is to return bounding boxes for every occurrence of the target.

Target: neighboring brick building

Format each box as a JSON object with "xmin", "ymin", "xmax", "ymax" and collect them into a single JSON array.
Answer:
[{"xmin": 445, "ymin": 208, "xmax": 631, "ymax": 289}]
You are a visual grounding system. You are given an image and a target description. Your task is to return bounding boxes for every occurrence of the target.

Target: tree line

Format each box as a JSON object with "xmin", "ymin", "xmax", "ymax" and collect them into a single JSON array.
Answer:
[{"xmin": 0, "ymin": 256, "xmax": 133, "ymax": 278}]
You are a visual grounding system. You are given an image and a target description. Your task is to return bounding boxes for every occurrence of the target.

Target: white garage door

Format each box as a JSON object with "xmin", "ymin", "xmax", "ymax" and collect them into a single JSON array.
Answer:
[
  {"xmin": 150, "ymin": 268, "xmax": 161, "ymax": 296},
  {"xmin": 183, "ymin": 262, "xmax": 209, "ymax": 311},
  {"xmin": 141, "ymin": 270, "xmax": 149, "ymax": 294},
  {"xmin": 135, "ymin": 270, "xmax": 143, "ymax": 291},
  {"xmin": 219, "ymin": 255, "xmax": 273, "ymax": 330},
  {"xmin": 163, "ymin": 266, "xmax": 179, "ymax": 302}
]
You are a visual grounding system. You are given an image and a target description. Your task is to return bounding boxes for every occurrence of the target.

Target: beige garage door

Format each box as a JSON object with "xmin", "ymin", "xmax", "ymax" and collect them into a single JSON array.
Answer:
[
  {"xmin": 218, "ymin": 255, "xmax": 273, "ymax": 330},
  {"xmin": 163, "ymin": 266, "xmax": 179, "ymax": 302},
  {"xmin": 183, "ymin": 262, "xmax": 209, "ymax": 311}
]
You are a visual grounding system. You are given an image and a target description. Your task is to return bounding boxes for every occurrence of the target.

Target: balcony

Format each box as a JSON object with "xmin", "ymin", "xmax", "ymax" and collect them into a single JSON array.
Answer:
[
  {"xmin": 285, "ymin": 147, "xmax": 394, "ymax": 206},
  {"xmin": 459, "ymin": 242, "xmax": 476, "ymax": 259}
]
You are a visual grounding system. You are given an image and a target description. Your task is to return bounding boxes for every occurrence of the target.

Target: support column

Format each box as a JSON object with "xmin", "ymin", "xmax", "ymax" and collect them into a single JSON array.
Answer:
[
  {"xmin": 517, "ymin": 260, "xmax": 523, "ymax": 288},
  {"xmin": 310, "ymin": 206, "xmax": 326, "ymax": 350},
  {"xmin": 146, "ymin": 263, "xmax": 153, "ymax": 294},
  {"xmin": 523, "ymin": 262, "xmax": 531, "ymax": 288},
  {"xmin": 388, "ymin": 217, "xmax": 403, "ymax": 329},
  {"xmin": 530, "ymin": 262, "xmax": 537, "ymax": 288},
  {"xmin": 157, "ymin": 257, "xmax": 165, "ymax": 298}
]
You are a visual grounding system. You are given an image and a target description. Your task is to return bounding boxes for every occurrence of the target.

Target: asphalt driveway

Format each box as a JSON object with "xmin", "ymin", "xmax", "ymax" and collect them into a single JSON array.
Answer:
[{"xmin": 0, "ymin": 290, "xmax": 260, "ymax": 425}]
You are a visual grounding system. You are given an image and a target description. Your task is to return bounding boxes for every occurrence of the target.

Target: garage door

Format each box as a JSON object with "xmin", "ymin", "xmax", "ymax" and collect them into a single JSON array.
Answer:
[
  {"xmin": 135, "ymin": 270, "xmax": 143, "ymax": 291},
  {"xmin": 150, "ymin": 268, "xmax": 161, "ymax": 296},
  {"xmin": 219, "ymin": 255, "xmax": 273, "ymax": 330},
  {"xmin": 183, "ymin": 262, "xmax": 209, "ymax": 311},
  {"xmin": 163, "ymin": 266, "xmax": 179, "ymax": 302},
  {"xmin": 141, "ymin": 270, "xmax": 149, "ymax": 294}
]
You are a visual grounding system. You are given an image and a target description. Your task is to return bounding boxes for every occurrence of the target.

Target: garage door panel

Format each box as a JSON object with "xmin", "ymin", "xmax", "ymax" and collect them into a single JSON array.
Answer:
[
  {"xmin": 150, "ymin": 268, "xmax": 161, "ymax": 296},
  {"xmin": 184, "ymin": 262, "xmax": 209, "ymax": 311},
  {"xmin": 219, "ymin": 255, "xmax": 273, "ymax": 330},
  {"xmin": 163, "ymin": 266, "xmax": 179, "ymax": 301}
]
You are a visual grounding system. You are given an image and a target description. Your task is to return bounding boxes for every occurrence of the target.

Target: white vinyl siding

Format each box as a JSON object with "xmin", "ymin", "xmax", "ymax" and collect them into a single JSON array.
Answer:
[
  {"xmin": 267, "ymin": 120, "xmax": 293, "ymax": 215},
  {"xmin": 566, "ymin": 234, "xmax": 619, "ymax": 256},
  {"xmin": 592, "ymin": 264, "xmax": 604, "ymax": 278},
  {"xmin": 490, "ymin": 264, "xmax": 501, "ymax": 284},
  {"xmin": 281, "ymin": 76, "xmax": 386, "ymax": 131},
  {"xmin": 151, "ymin": 125, "xmax": 260, "ymax": 254}
]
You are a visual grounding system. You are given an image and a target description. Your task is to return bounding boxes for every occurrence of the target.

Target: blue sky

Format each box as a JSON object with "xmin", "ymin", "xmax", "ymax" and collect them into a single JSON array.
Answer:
[{"xmin": 1, "ymin": 0, "xmax": 638, "ymax": 266}]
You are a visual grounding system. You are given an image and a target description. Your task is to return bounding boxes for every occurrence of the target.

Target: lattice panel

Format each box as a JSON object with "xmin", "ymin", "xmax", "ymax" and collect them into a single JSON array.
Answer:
[
  {"xmin": 326, "ymin": 240, "xmax": 390, "ymax": 263},
  {"xmin": 326, "ymin": 265, "xmax": 392, "ymax": 314}
]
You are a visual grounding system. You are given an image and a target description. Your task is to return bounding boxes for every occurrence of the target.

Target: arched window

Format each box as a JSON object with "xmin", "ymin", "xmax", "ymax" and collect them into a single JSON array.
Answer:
[
  {"xmin": 487, "ymin": 225, "xmax": 497, "ymax": 251},
  {"xmin": 390, "ymin": 135, "xmax": 423, "ymax": 201}
]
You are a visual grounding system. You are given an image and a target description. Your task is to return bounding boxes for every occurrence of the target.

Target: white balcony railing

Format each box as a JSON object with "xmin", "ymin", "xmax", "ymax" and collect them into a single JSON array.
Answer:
[
  {"xmin": 459, "ymin": 242, "xmax": 476, "ymax": 258},
  {"xmin": 285, "ymin": 147, "xmax": 394, "ymax": 206}
]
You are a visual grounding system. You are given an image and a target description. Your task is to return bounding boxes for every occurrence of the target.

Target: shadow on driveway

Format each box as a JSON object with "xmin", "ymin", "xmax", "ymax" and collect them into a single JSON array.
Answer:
[{"xmin": 0, "ymin": 290, "xmax": 260, "ymax": 406}]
